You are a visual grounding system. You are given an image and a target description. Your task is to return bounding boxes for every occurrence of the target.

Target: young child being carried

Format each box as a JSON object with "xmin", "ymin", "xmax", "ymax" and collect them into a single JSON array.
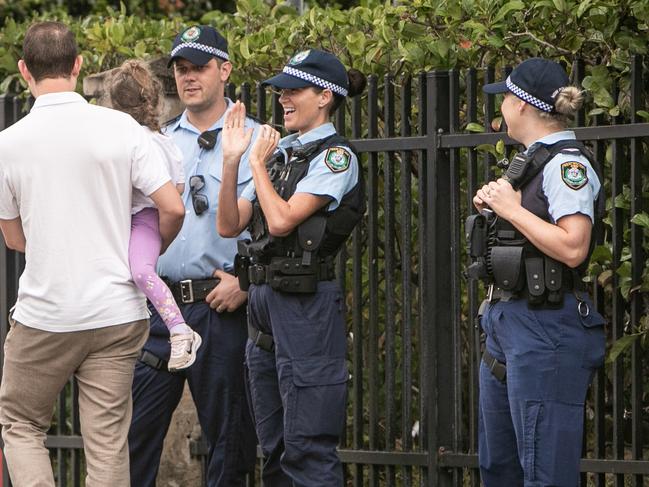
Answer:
[{"xmin": 109, "ymin": 59, "xmax": 201, "ymax": 371}]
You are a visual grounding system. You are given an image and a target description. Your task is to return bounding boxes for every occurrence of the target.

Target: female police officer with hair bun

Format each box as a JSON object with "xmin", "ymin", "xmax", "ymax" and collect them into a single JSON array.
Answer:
[
  {"xmin": 470, "ymin": 58, "xmax": 606, "ymax": 486},
  {"xmin": 217, "ymin": 49, "xmax": 366, "ymax": 486}
]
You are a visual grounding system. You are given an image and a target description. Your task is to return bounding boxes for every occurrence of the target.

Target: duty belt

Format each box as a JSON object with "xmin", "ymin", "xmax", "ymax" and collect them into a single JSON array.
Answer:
[
  {"xmin": 166, "ymin": 277, "xmax": 221, "ymax": 304},
  {"xmin": 247, "ymin": 257, "xmax": 335, "ymax": 293},
  {"xmin": 485, "ymin": 274, "xmax": 575, "ymax": 305}
]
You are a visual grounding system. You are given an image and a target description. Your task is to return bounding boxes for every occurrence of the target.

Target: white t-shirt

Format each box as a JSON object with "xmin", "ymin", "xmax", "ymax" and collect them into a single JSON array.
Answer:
[
  {"xmin": 0, "ymin": 92, "xmax": 171, "ymax": 332},
  {"xmin": 131, "ymin": 129, "xmax": 184, "ymax": 214}
]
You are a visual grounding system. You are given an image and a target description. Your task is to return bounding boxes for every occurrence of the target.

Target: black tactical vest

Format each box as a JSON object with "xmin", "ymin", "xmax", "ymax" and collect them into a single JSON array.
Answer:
[
  {"xmin": 466, "ymin": 138, "xmax": 604, "ymax": 303},
  {"xmin": 494, "ymin": 139, "xmax": 603, "ymax": 269},
  {"xmin": 242, "ymin": 134, "xmax": 365, "ymax": 263}
]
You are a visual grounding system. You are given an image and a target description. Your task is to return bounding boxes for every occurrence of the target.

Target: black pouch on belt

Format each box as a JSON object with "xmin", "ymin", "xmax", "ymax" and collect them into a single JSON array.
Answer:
[
  {"xmin": 544, "ymin": 257, "xmax": 564, "ymax": 306},
  {"xmin": 234, "ymin": 254, "xmax": 251, "ymax": 291},
  {"xmin": 490, "ymin": 246, "xmax": 524, "ymax": 291},
  {"xmin": 525, "ymin": 256, "xmax": 545, "ymax": 305}
]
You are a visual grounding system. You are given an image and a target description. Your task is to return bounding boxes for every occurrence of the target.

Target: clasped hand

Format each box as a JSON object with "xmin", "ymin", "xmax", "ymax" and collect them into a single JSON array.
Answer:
[
  {"xmin": 221, "ymin": 100, "xmax": 280, "ymax": 169},
  {"xmin": 473, "ymin": 178, "xmax": 521, "ymax": 220}
]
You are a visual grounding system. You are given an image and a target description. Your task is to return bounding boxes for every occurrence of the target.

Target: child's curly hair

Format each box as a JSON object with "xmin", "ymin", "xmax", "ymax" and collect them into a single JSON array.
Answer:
[{"xmin": 108, "ymin": 59, "xmax": 162, "ymax": 132}]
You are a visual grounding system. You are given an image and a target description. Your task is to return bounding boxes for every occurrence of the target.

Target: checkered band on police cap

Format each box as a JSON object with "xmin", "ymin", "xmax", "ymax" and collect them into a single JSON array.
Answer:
[
  {"xmin": 170, "ymin": 42, "xmax": 229, "ymax": 62},
  {"xmin": 168, "ymin": 25, "xmax": 229, "ymax": 67},
  {"xmin": 262, "ymin": 49, "xmax": 350, "ymax": 97},
  {"xmin": 482, "ymin": 58, "xmax": 570, "ymax": 114},
  {"xmin": 505, "ymin": 76, "xmax": 553, "ymax": 112},
  {"xmin": 282, "ymin": 66, "xmax": 348, "ymax": 97}
]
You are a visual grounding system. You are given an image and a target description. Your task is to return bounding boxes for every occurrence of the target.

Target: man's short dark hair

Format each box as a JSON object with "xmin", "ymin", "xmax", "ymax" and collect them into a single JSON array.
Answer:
[{"xmin": 23, "ymin": 21, "xmax": 78, "ymax": 82}]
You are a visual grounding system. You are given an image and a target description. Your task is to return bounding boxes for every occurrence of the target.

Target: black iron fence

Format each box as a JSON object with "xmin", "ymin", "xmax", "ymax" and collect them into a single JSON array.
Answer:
[{"xmin": 1, "ymin": 56, "xmax": 649, "ymax": 486}]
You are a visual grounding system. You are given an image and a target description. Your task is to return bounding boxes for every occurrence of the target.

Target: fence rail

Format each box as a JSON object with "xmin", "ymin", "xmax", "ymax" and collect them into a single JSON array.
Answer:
[{"xmin": 2, "ymin": 55, "xmax": 649, "ymax": 486}]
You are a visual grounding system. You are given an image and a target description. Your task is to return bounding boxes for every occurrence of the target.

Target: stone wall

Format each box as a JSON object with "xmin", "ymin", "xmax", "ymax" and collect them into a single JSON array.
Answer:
[{"xmin": 83, "ymin": 58, "xmax": 204, "ymax": 486}]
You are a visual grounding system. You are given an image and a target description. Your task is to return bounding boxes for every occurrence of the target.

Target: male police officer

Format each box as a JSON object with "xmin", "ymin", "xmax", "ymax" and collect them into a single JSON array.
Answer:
[{"xmin": 128, "ymin": 26, "xmax": 258, "ymax": 486}]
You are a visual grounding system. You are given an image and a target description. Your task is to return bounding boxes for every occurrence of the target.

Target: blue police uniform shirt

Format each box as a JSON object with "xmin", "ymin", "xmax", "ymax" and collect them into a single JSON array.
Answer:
[
  {"xmin": 527, "ymin": 130, "xmax": 601, "ymax": 223},
  {"xmin": 158, "ymin": 98, "xmax": 260, "ymax": 281},
  {"xmin": 240, "ymin": 122, "xmax": 358, "ymax": 211}
]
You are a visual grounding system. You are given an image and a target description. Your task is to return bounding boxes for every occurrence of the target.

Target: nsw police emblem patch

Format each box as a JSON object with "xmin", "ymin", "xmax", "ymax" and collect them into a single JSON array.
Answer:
[
  {"xmin": 560, "ymin": 161, "xmax": 588, "ymax": 190},
  {"xmin": 181, "ymin": 26, "xmax": 201, "ymax": 42},
  {"xmin": 324, "ymin": 147, "xmax": 351, "ymax": 173},
  {"xmin": 289, "ymin": 50, "xmax": 310, "ymax": 65}
]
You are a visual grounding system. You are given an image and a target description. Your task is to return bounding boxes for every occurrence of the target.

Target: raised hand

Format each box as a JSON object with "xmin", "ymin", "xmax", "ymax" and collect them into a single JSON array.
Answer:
[
  {"xmin": 221, "ymin": 100, "xmax": 254, "ymax": 166},
  {"xmin": 250, "ymin": 124, "xmax": 280, "ymax": 169}
]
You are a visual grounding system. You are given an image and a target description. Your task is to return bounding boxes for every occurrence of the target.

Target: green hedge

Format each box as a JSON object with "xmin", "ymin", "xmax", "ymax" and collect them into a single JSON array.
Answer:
[{"xmin": 1, "ymin": 0, "xmax": 648, "ymax": 113}]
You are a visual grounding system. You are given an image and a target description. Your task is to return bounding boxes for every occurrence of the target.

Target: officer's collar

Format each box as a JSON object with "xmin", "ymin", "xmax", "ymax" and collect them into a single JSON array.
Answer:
[
  {"xmin": 31, "ymin": 91, "xmax": 86, "ymax": 111},
  {"xmin": 525, "ymin": 130, "xmax": 575, "ymax": 154},
  {"xmin": 280, "ymin": 122, "xmax": 336, "ymax": 150},
  {"xmin": 170, "ymin": 97, "xmax": 235, "ymax": 134}
]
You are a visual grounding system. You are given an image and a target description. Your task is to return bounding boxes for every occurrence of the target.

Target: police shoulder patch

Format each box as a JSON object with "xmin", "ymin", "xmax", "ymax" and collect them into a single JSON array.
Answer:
[
  {"xmin": 324, "ymin": 147, "xmax": 351, "ymax": 173},
  {"xmin": 560, "ymin": 161, "xmax": 588, "ymax": 190}
]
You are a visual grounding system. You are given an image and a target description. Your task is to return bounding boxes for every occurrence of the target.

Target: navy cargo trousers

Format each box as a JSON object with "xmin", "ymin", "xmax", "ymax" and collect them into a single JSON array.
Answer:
[
  {"xmin": 246, "ymin": 281, "xmax": 348, "ymax": 487},
  {"xmin": 478, "ymin": 292, "xmax": 605, "ymax": 487},
  {"xmin": 129, "ymin": 302, "xmax": 256, "ymax": 487}
]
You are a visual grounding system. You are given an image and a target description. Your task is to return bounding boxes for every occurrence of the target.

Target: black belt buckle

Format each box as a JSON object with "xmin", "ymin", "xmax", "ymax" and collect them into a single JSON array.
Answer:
[{"xmin": 179, "ymin": 279, "xmax": 194, "ymax": 304}]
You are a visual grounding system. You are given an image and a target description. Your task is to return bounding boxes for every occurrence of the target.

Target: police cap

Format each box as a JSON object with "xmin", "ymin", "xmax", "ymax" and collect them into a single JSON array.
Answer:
[
  {"xmin": 263, "ymin": 49, "xmax": 349, "ymax": 97},
  {"xmin": 482, "ymin": 58, "xmax": 570, "ymax": 113},
  {"xmin": 168, "ymin": 25, "xmax": 229, "ymax": 68}
]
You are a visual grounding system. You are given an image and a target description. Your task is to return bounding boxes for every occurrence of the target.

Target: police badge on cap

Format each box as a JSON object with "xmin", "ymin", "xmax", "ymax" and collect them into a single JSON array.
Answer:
[
  {"xmin": 168, "ymin": 25, "xmax": 229, "ymax": 67},
  {"xmin": 289, "ymin": 50, "xmax": 311, "ymax": 65}
]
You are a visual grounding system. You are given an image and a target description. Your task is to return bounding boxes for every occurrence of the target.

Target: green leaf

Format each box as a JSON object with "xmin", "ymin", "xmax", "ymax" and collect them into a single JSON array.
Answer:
[
  {"xmin": 475, "ymin": 144, "xmax": 496, "ymax": 156},
  {"xmin": 588, "ymin": 108, "xmax": 606, "ymax": 116},
  {"xmin": 607, "ymin": 334, "xmax": 639, "ymax": 364},
  {"xmin": 495, "ymin": 139, "xmax": 505, "ymax": 157},
  {"xmin": 576, "ymin": 0, "xmax": 594, "ymax": 18},
  {"xmin": 589, "ymin": 245, "xmax": 612, "ymax": 263},
  {"xmin": 240, "ymin": 37, "xmax": 251, "ymax": 60},
  {"xmin": 552, "ymin": 0, "xmax": 567, "ymax": 12},
  {"xmin": 466, "ymin": 122, "xmax": 485, "ymax": 133},
  {"xmin": 493, "ymin": 0, "xmax": 526, "ymax": 22},
  {"xmin": 133, "ymin": 41, "xmax": 146, "ymax": 58},
  {"xmin": 631, "ymin": 212, "xmax": 649, "ymax": 229},
  {"xmin": 636, "ymin": 110, "xmax": 649, "ymax": 121}
]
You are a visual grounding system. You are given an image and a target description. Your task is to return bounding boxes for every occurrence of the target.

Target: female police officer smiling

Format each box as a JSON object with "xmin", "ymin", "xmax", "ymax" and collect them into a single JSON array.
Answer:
[
  {"xmin": 472, "ymin": 58, "xmax": 606, "ymax": 486},
  {"xmin": 217, "ymin": 49, "xmax": 366, "ymax": 486}
]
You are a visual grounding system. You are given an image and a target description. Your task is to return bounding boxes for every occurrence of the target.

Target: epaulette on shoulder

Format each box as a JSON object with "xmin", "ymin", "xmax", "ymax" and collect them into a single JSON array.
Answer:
[{"xmin": 163, "ymin": 113, "xmax": 182, "ymax": 127}]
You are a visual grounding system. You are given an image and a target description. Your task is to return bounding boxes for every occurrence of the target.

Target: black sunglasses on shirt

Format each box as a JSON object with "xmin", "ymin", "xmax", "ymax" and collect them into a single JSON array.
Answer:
[{"xmin": 189, "ymin": 175, "xmax": 209, "ymax": 216}]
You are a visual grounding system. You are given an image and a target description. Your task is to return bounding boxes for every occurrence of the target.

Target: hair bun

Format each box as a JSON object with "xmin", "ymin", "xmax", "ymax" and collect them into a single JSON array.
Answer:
[{"xmin": 347, "ymin": 68, "xmax": 367, "ymax": 97}]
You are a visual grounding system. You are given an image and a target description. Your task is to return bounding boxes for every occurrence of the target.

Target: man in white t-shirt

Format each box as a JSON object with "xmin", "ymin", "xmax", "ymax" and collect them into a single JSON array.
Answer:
[{"xmin": 0, "ymin": 21, "xmax": 184, "ymax": 487}]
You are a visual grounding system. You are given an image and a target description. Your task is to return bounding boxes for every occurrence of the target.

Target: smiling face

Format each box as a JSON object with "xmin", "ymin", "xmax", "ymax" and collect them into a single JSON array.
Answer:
[
  {"xmin": 278, "ymin": 86, "xmax": 332, "ymax": 135},
  {"xmin": 173, "ymin": 57, "xmax": 231, "ymax": 115}
]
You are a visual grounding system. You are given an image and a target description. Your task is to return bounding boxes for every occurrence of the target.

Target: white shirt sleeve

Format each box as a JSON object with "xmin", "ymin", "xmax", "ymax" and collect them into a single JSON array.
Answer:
[
  {"xmin": 0, "ymin": 165, "xmax": 19, "ymax": 219},
  {"xmin": 295, "ymin": 146, "xmax": 359, "ymax": 210},
  {"xmin": 542, "ymin": 153, "xmax": 600, "ymax": 223}
]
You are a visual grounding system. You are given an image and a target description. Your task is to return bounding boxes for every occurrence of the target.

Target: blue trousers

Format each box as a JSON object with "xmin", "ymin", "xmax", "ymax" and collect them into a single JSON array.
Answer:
[
  {"xmin": 478, "ymin": 293, "xmax": 605, "ymax": 487},
  {"xmin": 129, "ymin": 302, "xmax": 256, "ymax": 487},
  {"xmin": 246, "ymin": 282, "xmax": 348, "ymax": 487}
]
